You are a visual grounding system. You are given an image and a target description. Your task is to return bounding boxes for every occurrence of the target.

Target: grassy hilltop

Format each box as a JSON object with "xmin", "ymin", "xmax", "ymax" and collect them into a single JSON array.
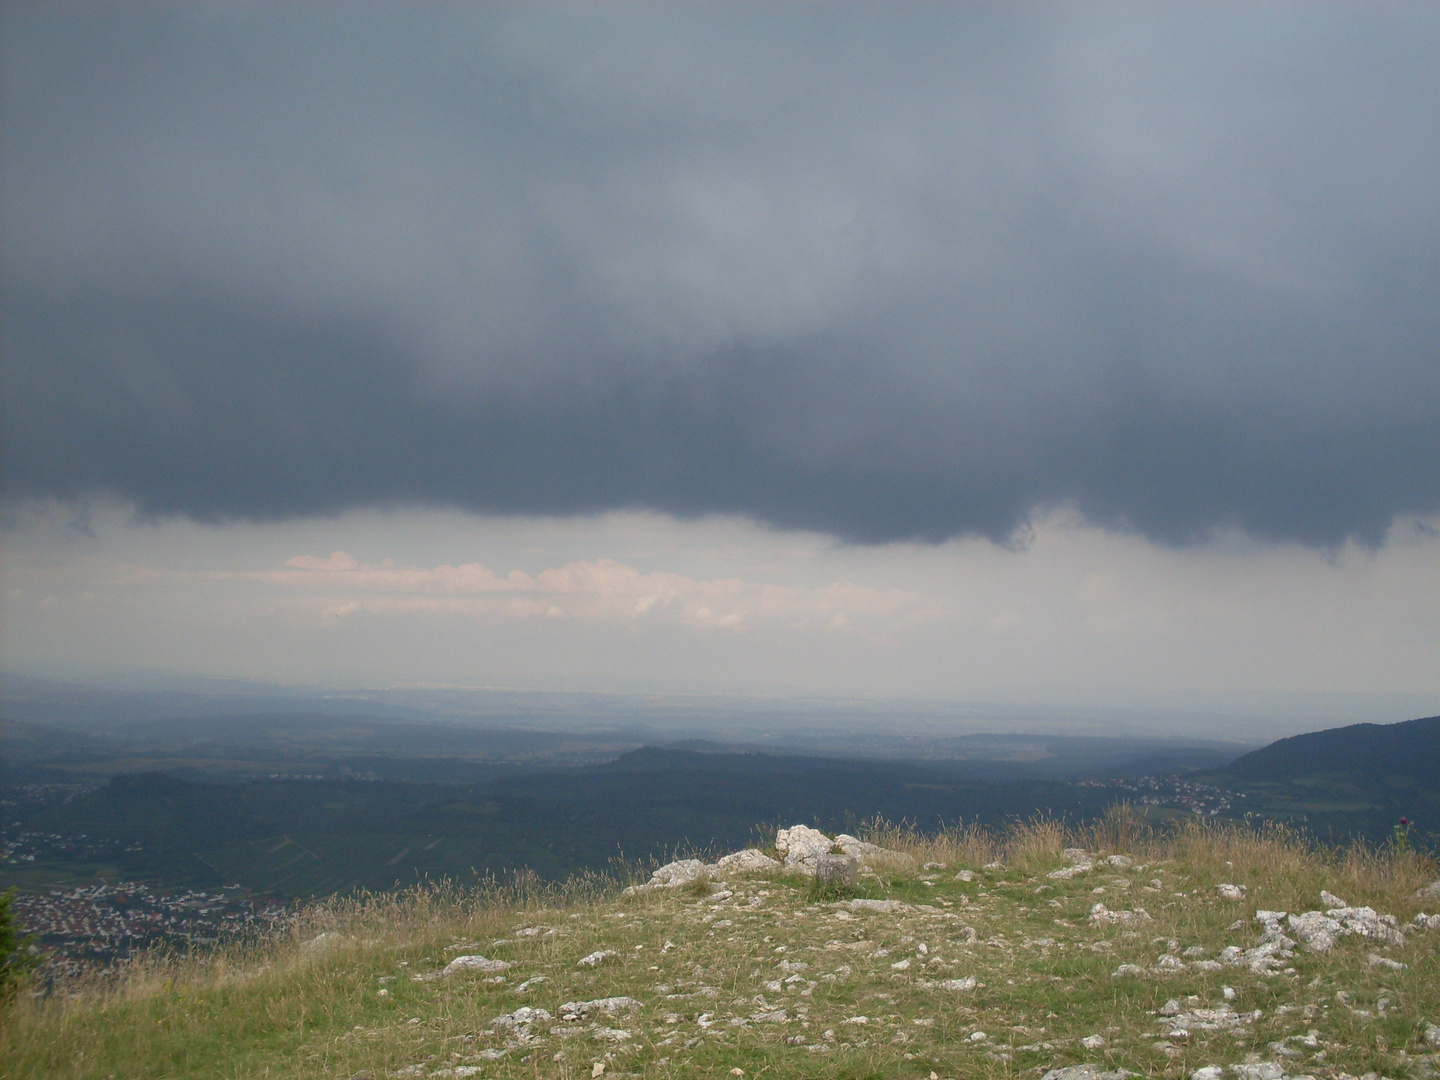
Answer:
[{"xmin": 3, "ymin": 812, "xmax": 1439, "ymax": 1080}]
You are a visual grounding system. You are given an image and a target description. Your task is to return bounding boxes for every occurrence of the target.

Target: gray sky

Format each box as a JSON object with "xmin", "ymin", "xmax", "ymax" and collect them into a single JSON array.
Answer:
[{"xmin": 2, "ymin": 4, "xmax": 1438, "ymax": 729}]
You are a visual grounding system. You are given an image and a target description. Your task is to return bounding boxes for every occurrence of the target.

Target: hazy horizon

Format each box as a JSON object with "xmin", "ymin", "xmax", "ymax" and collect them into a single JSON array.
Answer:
[{"xmin": 3, "ymin": 4, "xmax": 1438, "ymax": 731}]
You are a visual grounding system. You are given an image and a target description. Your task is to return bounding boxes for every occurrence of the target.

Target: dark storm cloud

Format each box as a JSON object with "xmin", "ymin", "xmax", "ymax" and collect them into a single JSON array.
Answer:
[{"xmin": 3, "ymin": 3, "xmax": 1438, "ymax": 545}]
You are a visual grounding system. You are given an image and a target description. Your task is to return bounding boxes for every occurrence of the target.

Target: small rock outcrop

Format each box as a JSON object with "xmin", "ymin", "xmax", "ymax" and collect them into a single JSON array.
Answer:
[
  {"xmin": 777, "ymin": 825, "xmax": 914, "ymax": 876},
  {"xmin": 815, "ymin": 853, "xmax": 858, "ymax": 886},
  {"xmin": 1042, "ymin": 1066, "xmax": 1133, "ymax": 1080},
  {"xmin": 715, "ymin": 849, "xmax": 782, "ymax": 875},
  {"xmin": 624, "ymin": 825, "xmax": 912, "ymax": 893},
  {"xmin": 442, "ymin": 954, "xmax": 511, "ymax": 976},
  {"xmin": 1090, "ymin": 903, "xmax": 1152, "ymax": 927},
  {"xmin": 558, "ymin": 996, "xmax": 642, "ymax": 1021},
  {"xmin": 1283, "ymin": 893, "xmax": 1406, "ymax": 952}
]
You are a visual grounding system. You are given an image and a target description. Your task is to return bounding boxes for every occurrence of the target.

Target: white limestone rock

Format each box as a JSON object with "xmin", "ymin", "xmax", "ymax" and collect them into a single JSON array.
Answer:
[
  {"xmin": 1049, "ymin": 849, "xmax": 1097, "ymax": 879},
  {"xmin": 776, "ymin": 825, "xmax": 835, "ymax": 873},
  {"xmin": 815, "ymin": 853, "xmax": 859, "ymax": 886},
  {"xmin": 1229, "ymin": 1062, "xmax": 1286, "ymax": 1080},
  {"xmin": 1162, "ymin": 1004, "xmax": 1255, "ymax": 1034},
  {"xmin": 774, "ymin": 825, "xmax": 914, "ymax": 876},
  {"xmin": 1217, "ymin": 883, "xmax": 1246, "ymax": 901},
  {"xmin": 623, "ymin": 857, "xmax": 716, "ymax": 895},
  {"xmin": 443, "ymin": 954, "xmax": 512, "ymax": 976},
  {"xmin": 491, "ymin": 1007, "xmax": 552, "ymax": 1030},
  {"xmin": 1288, "ymin": 911, "xmax": 1343, "ymax": 952},
  {"xmin": 842, "ymin": 898, "xmax": 916, "ymax": 913},
  {"xmin": 714, "ymin": 848, "xmax": 782, "ymax": 875},
  {"xmin": 1326, "ymin": 905, "xmax": 1406, "ymax": 946},
  {"xmin": 1090, "ymin": 903, "xmax": 1153, "ymax": 926},
  {"xmin": 836, "ymin": 832, "xmax": 917, "ymax": 872},
  {"xmin": 1041, "ymin": 1066, "xmax": 1133, "ymax": 1080},
  {"xmin": 558, "ymin": 997, "xmax": 642, "ymax": 1021},
  {"xmin": 939, "ymin": 976, "xmax": 978, "ymax": 991}
]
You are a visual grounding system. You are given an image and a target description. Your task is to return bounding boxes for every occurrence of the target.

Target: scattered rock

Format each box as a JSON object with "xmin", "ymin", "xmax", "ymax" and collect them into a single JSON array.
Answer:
[
  {"xmin": 1287, "ymin": 912, "xmax": 1343, "ymax": 953},
  {"xmin": 939, "ymin": 976, "xmax": 978, "ymax": 991},
  {"xmin": 1285, "ymin": 904, "xmax": 1406, "ymax": 951},
  {"xmin": 1230, "ymin": 1062, "xmax": 1286, "ymax": 1080},
  {"xmin": 442, "ymin": 954, "xmax": 512, "ymax": 976},
  {"xmin": 1107, "ymin": 855, "xmax": 1134, "ymax": 868},
  {"xmin": 715, "ymin": 849, "xmax": 782, "ymax": 875},
  {"xmin": 1041, "ymin": 1066, "xmax": 1133, "ymax": 1080},
  {"xmin": 1320, "ymin": 890, "xmax": 1348, "ymax": 908},
  {"xmin": 623, "ymin": 859, "xmax": 713, "ymax": 895},
  {"xmin": 1368, "ymin": 953, "xmax": 1407, "ymax": 971},
  {"xmin": 1327, "ymin": 906, "xmax": 1406, "ymax": 946},
  {"xmin": 954, "ymin": 870, "xmax": 976, "ymax": 882},
  {"xmin": 815, "ymin": 854, "xmax": 858, "ymax": 886},
  {"xmin": 1217, "ymin": 884, "xmax": 1246, "ymax": 901},
  {"xmin": 558, "ymin": 997, "xmax": 642, "ymax": 1021},
  {"xmin": 1162, "ymin": 1004, "xmax": 1257, "ymax": 1034},
  {"xmin": 776, "ymin": 825, "xmax": 836, "ymax": 874},
  {"xmin": 1415, "ymin": 880, "xmax": 1440, "ymax": 899},
  {"xmin": 841, "ymin": 898, "xmax": 916, "ymax": 914},
  {"xmin": 1193, "ymin": 1067, "xmax": 1225, "ymax": 1080},
  {"xmin": 576, "ymin": 950, "xmax": 616, "ymax": 968},
  {"xmin": 1049, "ymin": 849, "xmax": 1097, "ymax": 880},
  {"xmin": 1090, "ymin": 903, "xmax": 1152, "ymax": 926},
  {"xmin": 1081, "ymin": 1034, "xmax": 1108, "ymax": 1049},
  {"xmin": 491, "ymin": 1007, "xmax": 553, "ymax": 1030}
]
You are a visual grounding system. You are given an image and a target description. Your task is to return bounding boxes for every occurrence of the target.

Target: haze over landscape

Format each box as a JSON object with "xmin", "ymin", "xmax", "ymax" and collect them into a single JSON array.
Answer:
[
  {"xmin": 2, "ymin": 1, "xmax": 1438, "ymax": 731},
  {"xmin": 6, "ymin": 10, "xmax": 1440, "ymax": 1078},
  {"xmin": 4, "ymin": 1, "xmax": 1440, "ymax": 901}
]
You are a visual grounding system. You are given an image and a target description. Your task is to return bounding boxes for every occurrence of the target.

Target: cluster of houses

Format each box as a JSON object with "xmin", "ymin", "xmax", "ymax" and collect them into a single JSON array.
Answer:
[
  {"xmin": 1078, "ymin": 775, "xmax": 1239, "ymax": 815},
  {"xmin": 10, "ymin": 881, "xmax": 292, "ymax": 980}
]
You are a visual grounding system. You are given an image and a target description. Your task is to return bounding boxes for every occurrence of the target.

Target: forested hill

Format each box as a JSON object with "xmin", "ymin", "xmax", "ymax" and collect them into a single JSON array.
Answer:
[
  {"xmin": 18, "ymin": 749, "xmax": 1123, "ymax": 897},
  {"xmin": 1224, "ymin": 715, "xmax": 1440, "ymax": 783}
]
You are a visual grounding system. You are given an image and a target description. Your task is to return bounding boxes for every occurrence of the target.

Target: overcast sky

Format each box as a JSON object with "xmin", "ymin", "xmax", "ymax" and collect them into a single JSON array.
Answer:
[{"xmin": 2, "ymin": 4, "xmax": 1438, "ymax": 730}]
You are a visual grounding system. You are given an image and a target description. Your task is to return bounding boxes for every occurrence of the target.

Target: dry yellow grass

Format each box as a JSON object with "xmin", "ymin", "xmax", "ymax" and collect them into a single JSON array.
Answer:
[{"xmin": 3, "ymin": 814, "xmax": 1436, "ymax": 1080}]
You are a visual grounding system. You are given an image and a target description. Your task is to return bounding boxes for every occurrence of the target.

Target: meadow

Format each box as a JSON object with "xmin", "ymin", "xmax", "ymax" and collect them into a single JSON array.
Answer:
[{"xmin": 3, "ymin": 809, "xmax": 1437, "ymax": 1080}]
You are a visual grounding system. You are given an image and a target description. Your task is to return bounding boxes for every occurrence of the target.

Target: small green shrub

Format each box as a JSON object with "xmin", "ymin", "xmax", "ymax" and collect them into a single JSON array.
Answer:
[{"xmin": 1, "ymin": 887, "xmax": 40, "ymax": 999}]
